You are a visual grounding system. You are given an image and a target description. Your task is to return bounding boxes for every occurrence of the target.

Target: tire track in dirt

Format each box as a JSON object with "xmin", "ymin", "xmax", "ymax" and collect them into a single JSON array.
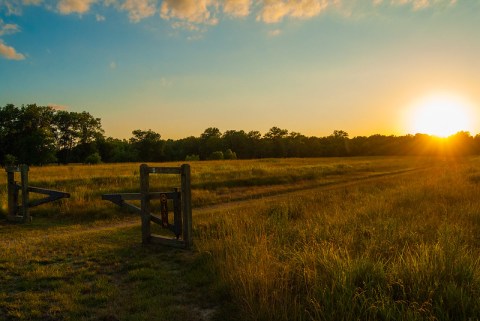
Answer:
[
  {"xmin": 2, "ymin": 166, "xmax": 434, "ymax": 240},
  {"xmin": 194, "ymin": 166, "xmax": 434, "ymax": 214}
]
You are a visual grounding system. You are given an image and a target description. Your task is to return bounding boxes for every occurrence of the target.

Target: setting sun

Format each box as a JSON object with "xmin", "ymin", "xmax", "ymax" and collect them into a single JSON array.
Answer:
[{"xmin": 408, "ymin": 94, "xmax": 474, "ymax": 137}]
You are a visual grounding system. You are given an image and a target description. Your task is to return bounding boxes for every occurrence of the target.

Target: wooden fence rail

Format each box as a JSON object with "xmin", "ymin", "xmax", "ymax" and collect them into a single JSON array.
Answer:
[{"xmin": 5, "ymin": 165, "xmax": 70, "ymax": 222}]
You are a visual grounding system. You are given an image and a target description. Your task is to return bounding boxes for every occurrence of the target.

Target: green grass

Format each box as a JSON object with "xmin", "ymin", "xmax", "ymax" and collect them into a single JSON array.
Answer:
[
  {"xmin": 0, "ymin": 221, "xmax": 226, "ymax": 320},
  {"xmin": 1, "ymin": 156, "xmax": 480, "ymax": 320},
  {"xmin": 195, "ymin": 157, "xmax": 480, "ymax": 321}
]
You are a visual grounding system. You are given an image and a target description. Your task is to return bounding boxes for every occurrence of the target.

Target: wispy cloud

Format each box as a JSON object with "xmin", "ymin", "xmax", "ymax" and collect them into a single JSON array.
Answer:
[
  {"xmin": 258, "ymin": 0, "xmax": 329, "ymax": 23},
  {"xmin": 223, "ymin": 0, "xmax": 251, "ymax": 17},
  {"xmin": 268, "ymin": 28, "xmax": 281, "ymax": 37},
  {"xmin": 0, "ymin": 0, "xmax": 462, "ymax": 35},
  {"xmin": 375, "ymin": 0, "xmax": 457, "ymax": 10},
  {"xmin": 121, "ymin": 0, "xmax": 157, "ymax": 22},
  {"xmin": 160, "ymin": 0, "xmax": 218, "ymax": 26},
  {"xmin": 0, "ymin": 40, "xmax": 25, "ymax": 60},
  {"xmin": 96, "ymin": 13, "xmax": 106, "ymax": 21},
  {"xmin": 109, "ymin": 61, "xmax": 117, "ymax": 69},
  {"xmin": 0, "ymin": 19, "xmax": 24, "ymax": 60},
  {"xmin": 0, "ymin": 19, "xmax": 20, "ymax": 36},
  {"xmin": 57, "ymin": 0, "xmax": 97, "ymax": 14}
]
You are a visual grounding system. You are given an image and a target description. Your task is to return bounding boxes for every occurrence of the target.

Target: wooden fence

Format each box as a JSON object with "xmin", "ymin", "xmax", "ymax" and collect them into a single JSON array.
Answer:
[
  {"xmin": 103, "ymin": 164, "xmax": 192, "ymax": 249},
  {"xmin": 5, "ymin": 165, "xmax": 70, "ymax": 222}
]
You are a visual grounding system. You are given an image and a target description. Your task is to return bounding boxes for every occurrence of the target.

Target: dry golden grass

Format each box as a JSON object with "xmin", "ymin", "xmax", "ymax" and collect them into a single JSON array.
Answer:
[{"xmin": 2, "ymin": 156, "xmax": 479, "ymax": 320}]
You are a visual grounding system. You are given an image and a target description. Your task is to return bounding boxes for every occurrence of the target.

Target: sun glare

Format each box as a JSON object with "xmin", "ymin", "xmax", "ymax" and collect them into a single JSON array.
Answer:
[{"xmin": 408, "ymin": 94, "xmax": 474, "ymax": 137}]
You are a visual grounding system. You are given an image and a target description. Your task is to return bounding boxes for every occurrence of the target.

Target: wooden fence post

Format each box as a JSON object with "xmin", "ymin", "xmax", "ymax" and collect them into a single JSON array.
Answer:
[
  {"xmin": 181, "ymin": 164, "xmax": 192, "ymax": 249},
  {"xmin": 140, "ymin": 164, "xmax": 150, "ymax": 244},
  {"xmin": 20, "ymin": 165, "xmax": 29, "ymax": 222},
  {"xmin": 7, "ymin": 167, "xmax": 17, "ymax": 219}
]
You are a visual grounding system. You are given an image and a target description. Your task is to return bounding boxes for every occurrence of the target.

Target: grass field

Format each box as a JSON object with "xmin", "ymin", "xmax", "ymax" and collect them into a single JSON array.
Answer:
[{"xmin": 1, "ymin": 156, "xmax": 480, "ymax": 320}]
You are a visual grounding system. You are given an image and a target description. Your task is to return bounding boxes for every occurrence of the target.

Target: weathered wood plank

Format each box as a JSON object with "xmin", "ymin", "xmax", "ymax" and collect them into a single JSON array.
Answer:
[
  {"xmin": 7, "ymin": 170, "xmax": 16, "ymax": 218},
  {"xmin": 150, "ymin": 213, "xmax": 163, "ymax": 226},
  {"xmin": 28, "ymin": 186, "xmax": 70, "ymax": 198},
  {"xmin": 20, "ymin": 165, "xmax": 29, "ymax": 221},
  {"xmin": 150, "ymin": 191, "xmax": 180, "ymax": 200},
  {"xmin": 102, "ymin": 191, "xmax": 179, "ymax": 202},
  {"xmin": 148, "ymin": 167, "xmax": 182, "ymax": 174},
  {"xmin": 173, "ymin": 188, "xmax": 182, "ymax": 238},
  {"xmin": 140, "ymin": 164, "xmax": 151, "ymax": 244},
  {"xmin": 150, "ymin": 234, "xmax": 186, "ymax": 248},
  {"xmin": 181, "ymin": 164, "xmax": 192, "ymax": 249},
  {"xmin": 29, "ymin": 195, "xmax": 67, "ymax": 208},
  {"xmin": 102, "ymin": 193, "xmax": 141, "ymax": 201}
]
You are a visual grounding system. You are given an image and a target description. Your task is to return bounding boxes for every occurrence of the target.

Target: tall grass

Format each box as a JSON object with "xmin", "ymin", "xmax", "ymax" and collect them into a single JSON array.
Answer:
[
  {"xmin": 2, "ymin": 156, "xmax": 477, "ymax": 320},
  {"xmin": 196, "ymin": 157, "xmax": 480, "ymax": 320},
  {"xmin": 1, "ymin": 157, "xmax": 421, "ymax": 219}
]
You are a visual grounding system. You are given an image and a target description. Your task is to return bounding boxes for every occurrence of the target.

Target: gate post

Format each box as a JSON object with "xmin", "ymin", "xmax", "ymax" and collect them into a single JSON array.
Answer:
[
  {"xmin": 6, "ymin": 166, "xmax": 18, "ymax": 219},
  {"xmin": 20, "ymin": 165, "xmax": 29, "ymax": 222},
  {"xmin": 181, "ymin": 164, "xmax": 192, "ymax": 249},
  {"xmin": 140, "ymin": 164, "xmax": 151, "ymax": 244}
]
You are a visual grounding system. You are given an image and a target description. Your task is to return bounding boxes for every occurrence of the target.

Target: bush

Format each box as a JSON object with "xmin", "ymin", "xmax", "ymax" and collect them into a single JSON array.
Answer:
[
  {"xmin": 84, "ymin": 152, "xmax": 102, "ymax": 164},
  {"xmin": 224, "ymin": 149, "xmax": 237, "ymax": 160},
  {"xmin": 209, "ymin": 151, "xmax": 224, "ymax": 160},
  {"xmin": 185, "ymin": 154, "xmax": 200, "ymax": 161}
]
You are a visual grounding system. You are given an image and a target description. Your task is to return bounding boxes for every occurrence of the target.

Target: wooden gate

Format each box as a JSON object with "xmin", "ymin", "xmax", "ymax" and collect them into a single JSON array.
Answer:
[
  {"xmin": 102, "ymin": 164, "xmax": 192, "ymax": 249},
  {"xmin": 5, "ymin": 165, "xmax": 70, "ymax": 222}
]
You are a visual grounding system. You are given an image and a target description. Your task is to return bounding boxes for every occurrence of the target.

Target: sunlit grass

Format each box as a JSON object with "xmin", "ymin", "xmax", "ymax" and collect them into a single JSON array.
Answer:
[
  {"xmin": 195, "ymin": 157, "xmax": 480, "ymax": 320},
  {"xmin": 0, "ymin": 157, "xmax": 428, "ymax": 219},
  {"xmin": 1, "ymin": 156, "xmax": 479, "ymax": 320}
]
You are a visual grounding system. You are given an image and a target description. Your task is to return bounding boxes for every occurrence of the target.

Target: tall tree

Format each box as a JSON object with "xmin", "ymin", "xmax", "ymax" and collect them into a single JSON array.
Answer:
[
  {"xmin": 53, "ymin": 110, "xmax": 104, "ymax": 163},
  {"xmin": 129, "ymin": 129, "xmax": 164, "ymax": 161}
]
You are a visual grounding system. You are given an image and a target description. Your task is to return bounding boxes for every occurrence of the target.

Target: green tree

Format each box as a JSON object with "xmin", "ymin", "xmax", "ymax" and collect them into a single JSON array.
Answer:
[
  {"xmin": 15, "ymin": 104, "xmax": 57, "ymax": 164},
  {"xmin": 200, "ymin": 127, "xmax": 223, "ymax": 160},
  {"xmin": 129, "ymin": 129, "xmax": 164, "ymax": 161},
  {"xmin": 53, "ymin": 111, "xmax": 104, "ymax": 163}
]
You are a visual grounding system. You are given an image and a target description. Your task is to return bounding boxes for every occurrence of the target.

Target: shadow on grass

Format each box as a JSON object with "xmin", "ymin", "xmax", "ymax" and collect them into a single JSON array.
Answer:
[{"xmin": 0, "ymin": 224, "xmax": 239, "ymax": 321}]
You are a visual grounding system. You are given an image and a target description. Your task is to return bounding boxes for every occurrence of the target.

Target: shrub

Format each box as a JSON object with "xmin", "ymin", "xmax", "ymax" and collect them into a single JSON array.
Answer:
[
  {"xmin": 84, "ymin": 152, "xmax": 102, "ymax": 164},
  {"xmin": 185, "ymin": 154, "xmax": 200, "ymax": 161},
  {"xmin": 209, "ymin": 151, "xmax": 224, "ymax": 160},
  {"xmin": 224, "ymin": 149, "xmax": 237, "ymax": 160}
]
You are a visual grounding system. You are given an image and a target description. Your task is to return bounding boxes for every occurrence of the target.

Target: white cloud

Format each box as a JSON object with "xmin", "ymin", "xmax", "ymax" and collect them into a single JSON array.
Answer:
[
  {"xmin": 0, "ymin": 19, "xmax": 20, "ymax": 36},
  {"xmin": 389, "ymin": 0, "xmax": 457, "ymax": 10},
  {"xmin": 121, "ymin": 0, "xmax": 157, "ymax": 22},
  {"xmin": 223, "ymin": 0, "xmax": 251, "ymax": 17},
  {"xmin": 57, "ymin": 0, "xmax": 96, "ymax": 14},
  {"xmin": 0, "ymin": 0, "xmax": 462, "ymax": 35},
  {"xmin": 268, "ymin": 28, "xmax": 281, "ymax": 36},
  {"xmin": 160, "ymin": 0, "xmax": 218, "ymax": 25},
  {"xmin": 0, "ymin": 40, "xmax": 25, "ymax": 60},
  {"xmin": 109, "ymin": 61, "xmax": 117, "ymax": 69},
  {"xmin": 258, "ymin": 0, "xmax": 329, "ymax": 24}
]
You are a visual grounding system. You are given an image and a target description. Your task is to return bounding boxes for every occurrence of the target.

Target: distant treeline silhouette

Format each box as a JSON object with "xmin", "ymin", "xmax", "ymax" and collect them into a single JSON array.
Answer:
[{"xmin": 1, "ymin": 104, "xmax": 479, "ymax": 165}]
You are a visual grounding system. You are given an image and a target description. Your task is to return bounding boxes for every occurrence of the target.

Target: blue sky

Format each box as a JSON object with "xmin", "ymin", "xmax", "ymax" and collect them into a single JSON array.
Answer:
[{"xmin": 1, "ymin": 0, "xmax": 479, "ymax": 139}]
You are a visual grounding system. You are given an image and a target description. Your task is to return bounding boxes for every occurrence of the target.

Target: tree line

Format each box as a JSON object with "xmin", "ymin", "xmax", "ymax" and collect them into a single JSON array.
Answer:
[{"xmin": 2, "ymin": 104, "xmax": 480, "ymax": 165}]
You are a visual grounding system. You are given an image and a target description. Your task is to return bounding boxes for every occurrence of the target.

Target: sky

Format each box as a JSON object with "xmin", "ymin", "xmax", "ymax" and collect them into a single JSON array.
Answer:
[{"xmin": 1, "ymin": 0, "xmax": 480, "ymax": 140}]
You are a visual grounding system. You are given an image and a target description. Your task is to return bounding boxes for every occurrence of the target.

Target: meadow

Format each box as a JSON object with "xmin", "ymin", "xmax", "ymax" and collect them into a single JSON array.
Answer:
[{"xmin": 1, "ymin": 156, "xmax": 479, "ymax": 320}]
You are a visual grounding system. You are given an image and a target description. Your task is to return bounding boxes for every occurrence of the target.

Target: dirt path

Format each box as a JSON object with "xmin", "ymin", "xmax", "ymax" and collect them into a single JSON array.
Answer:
[
  {"xmin": 1, "ymin": 165, "xmax": 433, "ymax": 240},
  {"xmin": 195, "ymin": 166, "xmax": 433, "ymax": 214}
]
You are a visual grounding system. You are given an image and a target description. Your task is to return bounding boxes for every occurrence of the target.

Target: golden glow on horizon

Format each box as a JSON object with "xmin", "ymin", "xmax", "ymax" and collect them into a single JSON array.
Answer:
[{"xmin": 408, "ymin": 93, "xmax": 474, "ymax": 137}]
